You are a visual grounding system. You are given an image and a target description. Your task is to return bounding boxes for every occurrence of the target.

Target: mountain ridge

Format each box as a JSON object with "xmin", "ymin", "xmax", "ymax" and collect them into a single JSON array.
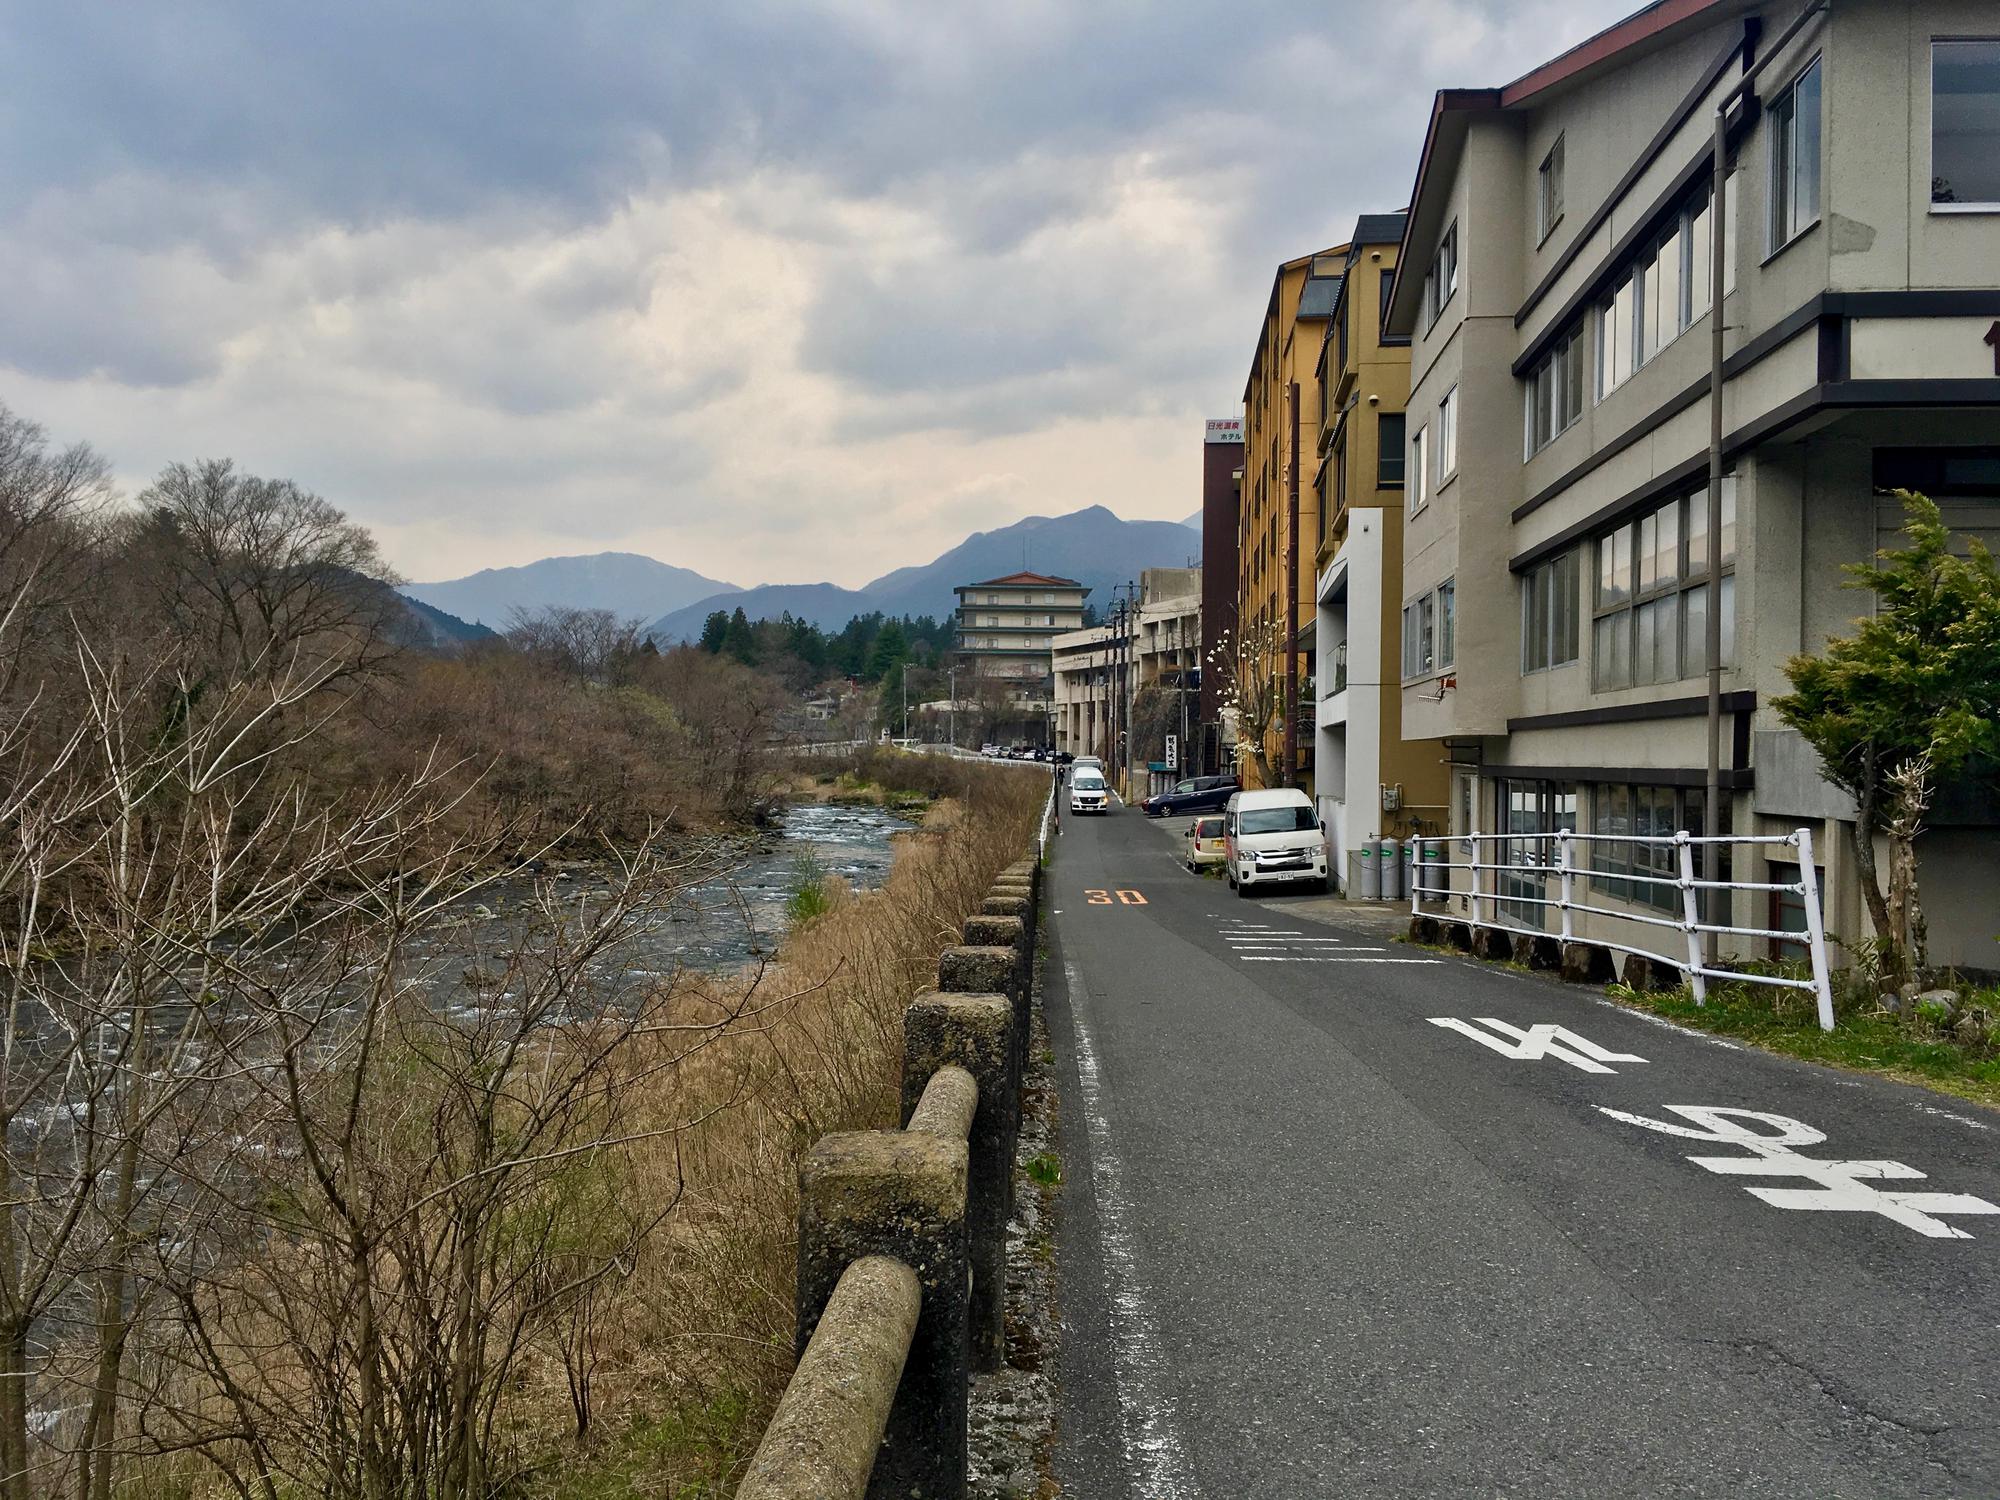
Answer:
[
  {"xmin": 645, "ymin": 505, "xmax": 1202, "ymax": 641},
  {"xmin": 404, "ymin": 551, "xmax": 737, "ymax": 629}
]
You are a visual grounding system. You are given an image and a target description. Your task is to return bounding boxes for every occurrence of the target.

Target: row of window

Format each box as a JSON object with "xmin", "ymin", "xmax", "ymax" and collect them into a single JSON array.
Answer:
[
  {"xmin": 1406, "ymin": 387, "xmax": 1458, "ymax": 512},
  {"xmin": 1402, "ymin": 479, "xmax": 1738, "ymax": 685},
  {"xmin": 1494, "ymin": 778, "xmax": 1726, "ymax": 919}
]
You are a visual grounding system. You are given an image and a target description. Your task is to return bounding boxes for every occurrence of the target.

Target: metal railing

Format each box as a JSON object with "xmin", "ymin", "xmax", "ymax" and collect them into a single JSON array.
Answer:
[
  {"xmin": 1410, "ymin": 827, "xmax": 1834, "ymax": 1031},
  {"xmin": 1037, "ymin": 771, "xmax": 1059, "ymax": 862}
]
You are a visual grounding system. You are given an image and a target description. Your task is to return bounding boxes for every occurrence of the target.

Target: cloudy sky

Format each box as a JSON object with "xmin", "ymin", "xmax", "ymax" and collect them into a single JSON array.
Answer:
[{"xmin": 1, "ymin": 0, "xmax": 1631, "ymax": 588}]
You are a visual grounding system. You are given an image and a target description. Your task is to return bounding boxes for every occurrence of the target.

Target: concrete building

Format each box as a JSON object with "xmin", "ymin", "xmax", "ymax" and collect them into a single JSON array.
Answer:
[
  {"xmin": 954, "ymin": 571, "xmax": 1089, "ymax": 744},
  {"xmin": 1312, "ymin": 214, "xmax": 1454, "ymax": 891},
  {"xmin": 1240, "ymin": 247, "xmax": 1347, "ymax": 793},
  {"xmin": 1386, "ymin": 0, "xmax": 2000, "ymax": 965},
  {"xmin": 1053, "ymin": 569, "xmax": 1201, "ymax": 793},
  {"xmin": 1199, "ymin": 418, "xmax": 1244, "ymax": 775}
]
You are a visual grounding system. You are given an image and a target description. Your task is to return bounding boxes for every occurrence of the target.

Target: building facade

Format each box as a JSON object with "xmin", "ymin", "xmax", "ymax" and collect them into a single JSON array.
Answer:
[
  {"xmin": 1199, "ymin": 418, "xmax": 1245, "ymax": 776},
  {"xmin": 1312, "ymin": 214, "xmax": 1454, "ymax": 890},
  {"xmin": 1386, "ymin": 0, "xmax": 2000, "ymax": 965},
  {"xmin": 953, "ymin": 571, "xmax": 1089, "ymax": 743},
  {"xmin": 1053, "ymin": 569, "xmax": 1201, "ymax": 793},
  {"xmin": 1239, "ymin": 248, "xmax": 1346, "ymax": 793}
]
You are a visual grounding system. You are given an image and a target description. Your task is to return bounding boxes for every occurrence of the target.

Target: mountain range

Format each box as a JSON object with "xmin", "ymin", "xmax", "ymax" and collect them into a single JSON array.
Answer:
[
  {"xmin": 397, "ymin": 506, "xmax": 1202, "ymax": 643},
  {"xmin": 644, "ymin": 505, "xmax": 1203, "ymax": 640},
  {"xmin": 403, "ymin": 552, "xmax": 737, "ymax": 629}
]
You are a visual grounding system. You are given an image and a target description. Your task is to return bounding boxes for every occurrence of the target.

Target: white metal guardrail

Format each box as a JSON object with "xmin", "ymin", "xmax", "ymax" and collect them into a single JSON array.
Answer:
[
  {"xmin": 1410, "ymin": 828, "xmax": 1834, "ymax": 1031},
  {"xmin": 1037, "ymin": 771, "xmax": 1059, "ymax": 862}
]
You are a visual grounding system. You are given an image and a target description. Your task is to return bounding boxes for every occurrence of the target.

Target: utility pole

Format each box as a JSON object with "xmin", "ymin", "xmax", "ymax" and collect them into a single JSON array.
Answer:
[
  {"xmin": 1702, "ymin": 99, "xmax": 1729, "ymax": 965},
  {"xmin": 948, "ymin": 665, "xmax": 956, "ymax": 752}
]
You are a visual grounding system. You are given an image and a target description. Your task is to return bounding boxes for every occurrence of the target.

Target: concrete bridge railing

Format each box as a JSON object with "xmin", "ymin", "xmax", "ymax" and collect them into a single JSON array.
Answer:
[{"xmin": 736, "ymin": 855, "xmax": 1041, "ymax": 1500}]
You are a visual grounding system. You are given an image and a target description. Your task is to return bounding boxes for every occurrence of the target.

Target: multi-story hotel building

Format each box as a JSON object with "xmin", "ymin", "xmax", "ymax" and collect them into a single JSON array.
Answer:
[
  {"xmin": 1239, "ymin": 247, "xmax": 1346, "ymax": 793},
  {"xmin": 953, "ymin": 571, "xmax": 1089, "ymax": 740},
  {"xmin": 1312, "ymin": 213, "xmax": 1453, "ymax": 889},
  {"xmin": 1387, "ymin": 0, "xmax": 2000, "ymax": 965}
]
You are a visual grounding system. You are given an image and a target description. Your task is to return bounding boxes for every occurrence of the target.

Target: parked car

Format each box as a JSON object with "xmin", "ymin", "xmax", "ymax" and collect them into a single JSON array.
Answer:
[
  {"xmin": 1141, "ymin": 774, "xmax": 1240, "ymax": 818},
  {"xmin": 1068, "ymin": 768, "xmax": 1111, "ymax": 816},
  {"xmin": 1185, "ymin": 814, "xmax": 1227, "ymax": 871},
  {"xmin": 1223, "ymin": 788, "xmax": 1328, "ymax": 895},
  {"xmin": 980, "ymin": 743, "xmax": 1000, "ymax": 757}
]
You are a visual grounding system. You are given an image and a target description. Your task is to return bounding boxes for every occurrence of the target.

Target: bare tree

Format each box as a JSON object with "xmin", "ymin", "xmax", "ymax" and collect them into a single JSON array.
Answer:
[
  {"xmin": 127, "ymin": 461, "xmax": 402, "ymax": 689},
  {"xmin": 1205, "ymin": 619, "xmax": 1286, "ymax": 786},
  {"xmin": 504, "ymin": 607, "xmax": 647, "ymax": 686}
]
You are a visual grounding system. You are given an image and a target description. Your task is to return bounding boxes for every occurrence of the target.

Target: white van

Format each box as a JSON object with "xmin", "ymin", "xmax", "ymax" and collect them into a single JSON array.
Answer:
[
  {"xmin": 1223, "ymin": 788, "xmax": 1328, "ymax": 895},
  {"xmin": 1069, "ymin": 766, "xmax": 1111, "ymax": 815}
]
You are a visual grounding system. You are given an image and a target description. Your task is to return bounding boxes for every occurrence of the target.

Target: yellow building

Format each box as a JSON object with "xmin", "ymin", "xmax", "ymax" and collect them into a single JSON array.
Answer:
[
  {"xmin": 1309, "ymin": 214, "xmax": 1450, "ymax": 888},
  {"xmin": 1238, "ymin": 245, "xmax": 1345, "ymax": 793}
]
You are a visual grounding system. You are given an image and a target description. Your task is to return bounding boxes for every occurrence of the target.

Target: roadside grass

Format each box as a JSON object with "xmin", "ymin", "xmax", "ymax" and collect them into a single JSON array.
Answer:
[
  {"xmin": 1605, "ymin": 980, "xmax": 2000, "ymax": 1111},
  {"xmin": 535, "ymin": 1394, "xmax": 754, "ymax": 1500}
]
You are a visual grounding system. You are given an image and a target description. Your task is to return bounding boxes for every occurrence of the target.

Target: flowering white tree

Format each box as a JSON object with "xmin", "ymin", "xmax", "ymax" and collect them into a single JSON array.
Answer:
[{"xmin": 1205, "ymin": 618, "xmax": 1287, "ymax": 786}]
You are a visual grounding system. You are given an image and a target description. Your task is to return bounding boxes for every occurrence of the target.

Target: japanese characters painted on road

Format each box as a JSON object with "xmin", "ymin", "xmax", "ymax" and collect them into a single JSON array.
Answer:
[
  {"xmin": 1429, "ymin": 1017, "xmax": 1646, "ymax": 1074},
  {"xmin": 1600, "ymin": 1105, "xmax": 2000, "ymax": 1240}
]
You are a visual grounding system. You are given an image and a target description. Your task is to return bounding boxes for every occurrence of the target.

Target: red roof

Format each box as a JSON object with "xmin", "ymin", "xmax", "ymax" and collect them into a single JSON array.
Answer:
[{"xmin": 960, "ymin": 572, "xmax": 1084, "ymax": 589}]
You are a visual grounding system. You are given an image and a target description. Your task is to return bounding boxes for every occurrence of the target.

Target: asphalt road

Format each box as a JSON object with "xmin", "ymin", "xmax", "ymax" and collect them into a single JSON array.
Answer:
[{"xmin": 1045, "ymin": 800, "xmax": 2000, "ymax": 1499}]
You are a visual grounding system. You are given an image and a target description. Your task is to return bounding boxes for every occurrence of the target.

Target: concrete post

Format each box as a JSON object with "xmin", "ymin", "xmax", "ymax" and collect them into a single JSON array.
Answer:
[
  {"xmin": 939, "ymin": 944, "xmax": 1026, "ymax": 1086},
  {"xmin": 962, "ymin": 913, "xmax": 1028, "ymax": 1013},
  {"xmin": 903, "ymin": 993, "xmax": 1016, "ymax": 1370},
  {"xmin": 986, "ymin": 880, "xmax": 1035, "ymax": 951},
  {"xmin": 798, "ymin": 1132, "xmax": 969, "ymax": 1500}
]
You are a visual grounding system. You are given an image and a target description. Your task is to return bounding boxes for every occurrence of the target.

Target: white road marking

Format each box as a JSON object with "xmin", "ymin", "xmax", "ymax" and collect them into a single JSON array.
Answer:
[
  {"xmin": 1240, "ymin": 955, "xmax": 1438, "ymax": 964},
  {"xmin": 1600, "ymin": 1105, "xmax": 2000, "ymax": 1239},
  {"xmin": 1591, "ymin": 997, "xmax": 1745, "ymax": 1051},
  {"xmin": 1430, "ymin": 1017, "xmax": 1646, "ymax": 1074},
  {"xmin": 1912, "ymin": 1103, "xmax": 1993, "ymax": 1133},
  {"xmin": 1062, "ymin": 960, "xmax": 1204, "ymax": 1496}
]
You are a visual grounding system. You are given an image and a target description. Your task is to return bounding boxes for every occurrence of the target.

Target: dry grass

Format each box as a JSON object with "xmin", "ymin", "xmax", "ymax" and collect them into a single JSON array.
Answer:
[{"xmin": 513, "ymin": 760, "xmax": 1044, "ymax": 1496}]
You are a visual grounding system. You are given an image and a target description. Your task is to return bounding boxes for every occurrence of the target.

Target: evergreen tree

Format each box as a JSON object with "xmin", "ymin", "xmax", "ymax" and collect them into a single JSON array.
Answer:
[
  {"xmin": 867, "ymin": 618, "xmax": 909, "ymax": 681},
  {"xmin": 698, "ymin": 610, "xmax": 729, "ymax": 653},
  {"xmin": 722, "ymin": 606, "xmax": 758, "ymax": 664},
  {"xmin": 1775, "ymin": 492, "xmax": 2000, "ymax": 985}
]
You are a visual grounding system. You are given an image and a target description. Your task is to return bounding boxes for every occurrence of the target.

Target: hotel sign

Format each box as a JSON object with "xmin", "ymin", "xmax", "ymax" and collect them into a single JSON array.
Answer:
[{"xmin": 1205, "ymin": 418, "xmax": 1244, "ymax": 445}]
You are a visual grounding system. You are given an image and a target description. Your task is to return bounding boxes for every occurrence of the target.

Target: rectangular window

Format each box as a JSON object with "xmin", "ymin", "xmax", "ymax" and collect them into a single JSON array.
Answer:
[
  {"xmin": 1933, "ymin": 41, "xmax": 2000, "ymax": 207},
  {"xmin": 1591, "ymin": 783, "xmax": 1728, "ymax": 911},
  {"xmin": 1538, "ymin": 136, "xmax": 1565, "ymax": 242},
  {"xmin": 1771, "ymin": 56, "xmax": 1823, "ymax": 246},
  {"xmin": 1409, "ymin": 425, "xmax": 1429, "ymax": 512},
  {"xmin": 1425, "ymin": 223, "xmax": 1458, "ymax": 327},
  {"xmin": 1437, "ymin": 578, "xmax": 1455, "ymax": 668},
  {"xmin": 1379, "ymin": 267, "xmax": 1397, "ymax": 321},
  {"xmin": 1592, "ymin": 479, "xmax": 1736, "ymax": 693},
  {"xmin": 1525, "ymin": 327, "xmax": 1585, "ymax": 454},
  {"xmin": 1377, "ymin": 413, "xmax": 1406, "ymax": 486},
  {"xmin": 1437, "ymin": 387, "xmax": 1458, "ymax": 481},
  {"xmin": 1521, "ymin": 549, "xmax": 1580, "ymax": 672},
  {"xmin": 1402, "ymin": 594, "xmax": 1437, "ymax": 679}
]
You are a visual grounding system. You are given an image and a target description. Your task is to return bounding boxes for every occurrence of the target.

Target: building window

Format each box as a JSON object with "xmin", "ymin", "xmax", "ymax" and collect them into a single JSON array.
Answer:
[
  {"xmin": 1538, "ymin": 136, "xmax": 1565, "ymax": 242},
  {"xmin": 1436, "ymin": 387, "xmax": 1458, "ymax": 483},
  {"xmin": 1498, "ymin": 779, "xmax": 1578, "ymax": 927},
  {"xmin": 1525, "ymin": 326, "xmax": 1585, "ymax": 455},
  {"xmin": 1597, "ymin": 174, "xmax": 1735, "ymax": 398},
  {"xmin": 1590, "ymin": 783, "xmax": 1725, "ymax": 912},
  {"xmin": 1379, "ymin": 267, "xmax": 1397, "ymax": 321},
  {"xmin": 1933, "ymin": 41, "xmax": 2000, "ymax": 208},
  {"xmin": 1770, "ymin": 56, "xmax": 1823, "ymax": 248},
  {"xmin": 1378, "ymin": 413, "xmax": 1406, "ymax": 486},
  {"xmin": 1424, "ymin": 222, "xmax": 1458, "ymax": 327},
  {"xmin": 1402, "ymin": 591, "xmax": 1436, "ymax": 679},
  {"xmin": 1409, "ymin": 425, "xmax": 1429, "ymax": 512},
  {"xmin": 1521, "ymin": 548, "xmax": 1581, "ymax": 672},
  {"xmin": 1591, "ymin": 478, "xmax": 1736, "ymax": 691},
  {"xmin": 1437, "ymin": 578, "xmax": 1455, "ymax": 668}
]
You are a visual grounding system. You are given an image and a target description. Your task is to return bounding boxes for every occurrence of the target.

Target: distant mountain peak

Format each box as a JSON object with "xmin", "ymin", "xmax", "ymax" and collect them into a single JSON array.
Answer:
[{"xmin": 403, "ymin": 550, "xmax": 738, "ymax": 628}]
